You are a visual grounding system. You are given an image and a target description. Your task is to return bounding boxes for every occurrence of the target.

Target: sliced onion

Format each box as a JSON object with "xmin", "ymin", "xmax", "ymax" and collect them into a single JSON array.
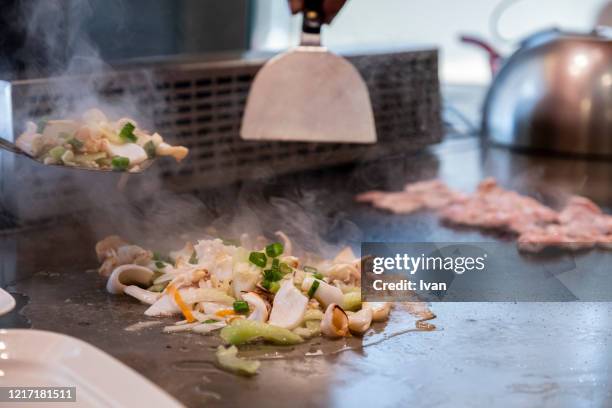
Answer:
[{"xmin": 123, "ymin": 285, "xmax": 161, "ymax": 305}]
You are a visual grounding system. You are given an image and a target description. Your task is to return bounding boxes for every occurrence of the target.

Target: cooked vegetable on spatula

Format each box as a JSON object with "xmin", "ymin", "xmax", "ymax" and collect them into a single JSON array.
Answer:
[{"xmin": 14, "ymin": 108, "xmax": 188, "ymax": 172}]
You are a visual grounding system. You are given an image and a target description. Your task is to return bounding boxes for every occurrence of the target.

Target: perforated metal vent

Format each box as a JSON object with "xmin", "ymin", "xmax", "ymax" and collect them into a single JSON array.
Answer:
[{"xmin": 1, "ymin": 48, "xmax": 441, "ymax": 223}]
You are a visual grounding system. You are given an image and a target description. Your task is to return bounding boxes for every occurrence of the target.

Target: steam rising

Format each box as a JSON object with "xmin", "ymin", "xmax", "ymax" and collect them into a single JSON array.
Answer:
[
  {"xmin": 5, "ymin": 0, "xmax": 363, "ymax": 263},
  {"xmin": 13, "ymin": 0, "xmax": 100, "ymax": 79}
]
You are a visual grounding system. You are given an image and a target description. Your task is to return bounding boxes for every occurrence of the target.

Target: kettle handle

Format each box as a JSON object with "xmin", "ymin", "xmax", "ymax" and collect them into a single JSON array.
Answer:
[{"xmin": 459, "ymin": 35, "xmax": 504, "ymax": 76}]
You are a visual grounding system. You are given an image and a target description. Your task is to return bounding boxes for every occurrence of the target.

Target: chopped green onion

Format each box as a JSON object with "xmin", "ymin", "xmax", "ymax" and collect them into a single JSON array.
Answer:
[
  {"xmin": 111, "ymin": 156, "xmax": 130, "ymax": 170},
  {"xmin": 189, "ymin": 251, "xmax": 198, "ymax": 264},
  {"xmin": 271, "ymin": 258, "xmax": 280, "ymax": 271},
  {"xmin": 279, "ymin": 262, "xmax": 292, "ymax": 275},
  {"xmin": 155, "ymin": 261, "xmax": 166, "ymax": 269},
  {"xmin": 263, "ymin": 269, "xmax": 283, "ymax": 282},
  {"xmin": 119, "ymin": 123, "xmax": 137, "ymax": 143},
  {"xmin": 233, "ymin": 300, "xmax": 249, "ymax": 314},
  {"xmin": 204, "ymin": 319, "xmax": 217, "ymax": 324},
  {"xmin": 261, "ymin": 280, "xmax": 280, "ymax": 293},
  {"xmin": 313, "ymin": 272, "xmax": 324, "ymax": 280},
  {"xmin": 144, "ymin": 140, "xmax": 156, "ymax": 158},
  {"xmin": 249, "ymin": 252, "xmax": 267, "ymax": 268},
  {"xmin": 307, "ymin": 280, "xmax": 320, "ymax": 299},
  {"xmin": 67, "ymin": 137, "xmax": 84, "ymax": 150},
  {"xmin": 268, "ymin": 281, "xmax": 280, "ymax": 294},
  {"xmin": 265, "ymin": 242, "xmax": 283, "ymax": 258},
  {"xmin": 303, "ymin": 266, "xmax": 318, "ymax": 274}
]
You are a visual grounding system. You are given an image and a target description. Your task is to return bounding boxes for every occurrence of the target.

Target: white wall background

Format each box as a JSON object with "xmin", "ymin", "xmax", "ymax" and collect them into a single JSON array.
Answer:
[{"xmin": 251, "ymin": 0, "xmax": 610, "ymax": 84}]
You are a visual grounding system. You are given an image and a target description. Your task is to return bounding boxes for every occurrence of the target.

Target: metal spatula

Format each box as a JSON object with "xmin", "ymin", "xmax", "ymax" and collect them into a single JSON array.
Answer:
[{"xmin": 241, "ymin": 0, "xmax": 377, "ymax": 144}]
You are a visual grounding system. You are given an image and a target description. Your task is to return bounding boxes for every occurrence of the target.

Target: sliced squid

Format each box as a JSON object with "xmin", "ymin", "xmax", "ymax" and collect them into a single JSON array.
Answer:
[
  {"xmin": 320, "ymin": 304, "xmax": 349, "ymax": 338},
  {"xmin": 106, "ymin": 264, "xmax": 155, "ymax": 295},
  {"xmin": 242, "ymin": 292, "xmax": 270, "ymax": 322},
  {"xmin": 347, "ymin": 307, "xmax": 373, "ymax": 335},
  {"xmin": 301, "ymin": 277, "xmax": 343, "ymax": 307},
  {"xmin": 99, "ymin": 244, "xmax": 152, "ymax": 277},
  {"xmin": 124, "ymin": 285, "xmax": 161, "ymax": 305},
  {"xmin": 145, "ymin": 294, "xmax": 179, "ymax": 317},
  {"xmin": 268, "ymin": 279, "xmax": 308, "ymax": 329},
  {"xmin": 363, "ymin": 302, "xmax": 392, "ymax": 322}
]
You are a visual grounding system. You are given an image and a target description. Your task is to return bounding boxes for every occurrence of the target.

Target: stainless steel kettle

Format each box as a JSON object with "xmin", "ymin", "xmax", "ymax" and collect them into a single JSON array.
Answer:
[{"xmin": 463, "ymin": 27, "xmax": 612, "ymax": 157}]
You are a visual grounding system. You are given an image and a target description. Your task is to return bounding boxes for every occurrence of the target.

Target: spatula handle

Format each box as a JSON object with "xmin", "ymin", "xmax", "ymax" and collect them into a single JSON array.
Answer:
[
  {"xmin": 302, "ymin": 0, "xmax": 324, "ymax": 34},
  {"xmin": 0, "ymin": 137, "xmax": 24, "ymax": 155}
]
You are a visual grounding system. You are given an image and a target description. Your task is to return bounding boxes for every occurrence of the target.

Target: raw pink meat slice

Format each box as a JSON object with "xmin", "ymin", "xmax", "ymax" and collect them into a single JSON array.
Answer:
[
  {"xmin": 439, "ymin": 178, "xmax": 558, "ymax": 234},
  {"xmin": 355, "ymin": 179, "xmax": 463, "ymax": 214}
]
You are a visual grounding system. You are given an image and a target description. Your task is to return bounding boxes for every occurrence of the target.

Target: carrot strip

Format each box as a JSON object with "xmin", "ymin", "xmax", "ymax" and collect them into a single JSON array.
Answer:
[
  {"xmin": 167, "ymin": 284, "xmax": 196, "ymax": 323},
  {"xmin": 215, "ymin": 309, "xmax": 235, "ymax": 318}
]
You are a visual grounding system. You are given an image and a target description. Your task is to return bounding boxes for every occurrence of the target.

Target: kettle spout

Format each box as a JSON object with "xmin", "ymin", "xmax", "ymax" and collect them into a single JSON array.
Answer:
[{"xmin": 460, "ymin": 35, "xmax": 504, "ymax": 76}]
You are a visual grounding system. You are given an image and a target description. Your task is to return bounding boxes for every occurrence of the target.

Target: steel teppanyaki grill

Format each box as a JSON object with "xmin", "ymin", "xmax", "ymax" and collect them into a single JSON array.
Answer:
[{"xmin": 0, "ymin": 48, "xmax": 441, "ymax": 223}]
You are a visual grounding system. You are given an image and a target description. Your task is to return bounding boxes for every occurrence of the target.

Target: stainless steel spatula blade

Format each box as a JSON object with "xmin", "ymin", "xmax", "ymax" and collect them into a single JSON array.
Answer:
[{"xmin": 240, "ymin": 0, "xmax": 376, "ymax": 144}]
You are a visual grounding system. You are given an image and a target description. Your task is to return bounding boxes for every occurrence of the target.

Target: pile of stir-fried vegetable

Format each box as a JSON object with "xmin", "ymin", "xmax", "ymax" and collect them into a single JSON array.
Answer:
[
  {"xmin": 96, "ymin": 233, "xmax": 392, "ymax": 375},
  {"xmin": 16, "ymin": 109, "xmax": 188, "ymax": 171}
]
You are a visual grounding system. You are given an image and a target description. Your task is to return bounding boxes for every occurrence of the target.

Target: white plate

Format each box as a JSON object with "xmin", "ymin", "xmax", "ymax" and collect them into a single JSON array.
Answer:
[
  {"xmin": 0, "ymin": 329, "xmax": 183, "ymax": 407},
  {"xmin": 0, "ymin": 288, "xmax": 15, "ymax": 316}
]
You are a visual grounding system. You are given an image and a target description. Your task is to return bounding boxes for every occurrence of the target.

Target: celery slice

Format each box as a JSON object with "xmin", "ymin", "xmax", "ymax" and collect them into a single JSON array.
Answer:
[
  {"xmin": 215, "ymin": 345, "xmax": 260, "ymax": 376},
  {"xmin": 303, "ymin": 309, "xmax": 324, "ymax": 321},
  {"xmin": 47, "ymin": 146, "xmax": 66, "ymax": 161},
  {"xmin": 220, "ymin": 319, "xmax": 303, "ymax": 345},
  {"xmin": 342, "ymin": 291, "xmax": 362, "ymax": 312}
]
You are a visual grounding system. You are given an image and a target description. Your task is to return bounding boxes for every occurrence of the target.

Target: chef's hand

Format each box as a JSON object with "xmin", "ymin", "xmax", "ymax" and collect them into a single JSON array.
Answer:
[{"xmin": 288, "ymin": 0, "xmax": 348, "ymax": 23}]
